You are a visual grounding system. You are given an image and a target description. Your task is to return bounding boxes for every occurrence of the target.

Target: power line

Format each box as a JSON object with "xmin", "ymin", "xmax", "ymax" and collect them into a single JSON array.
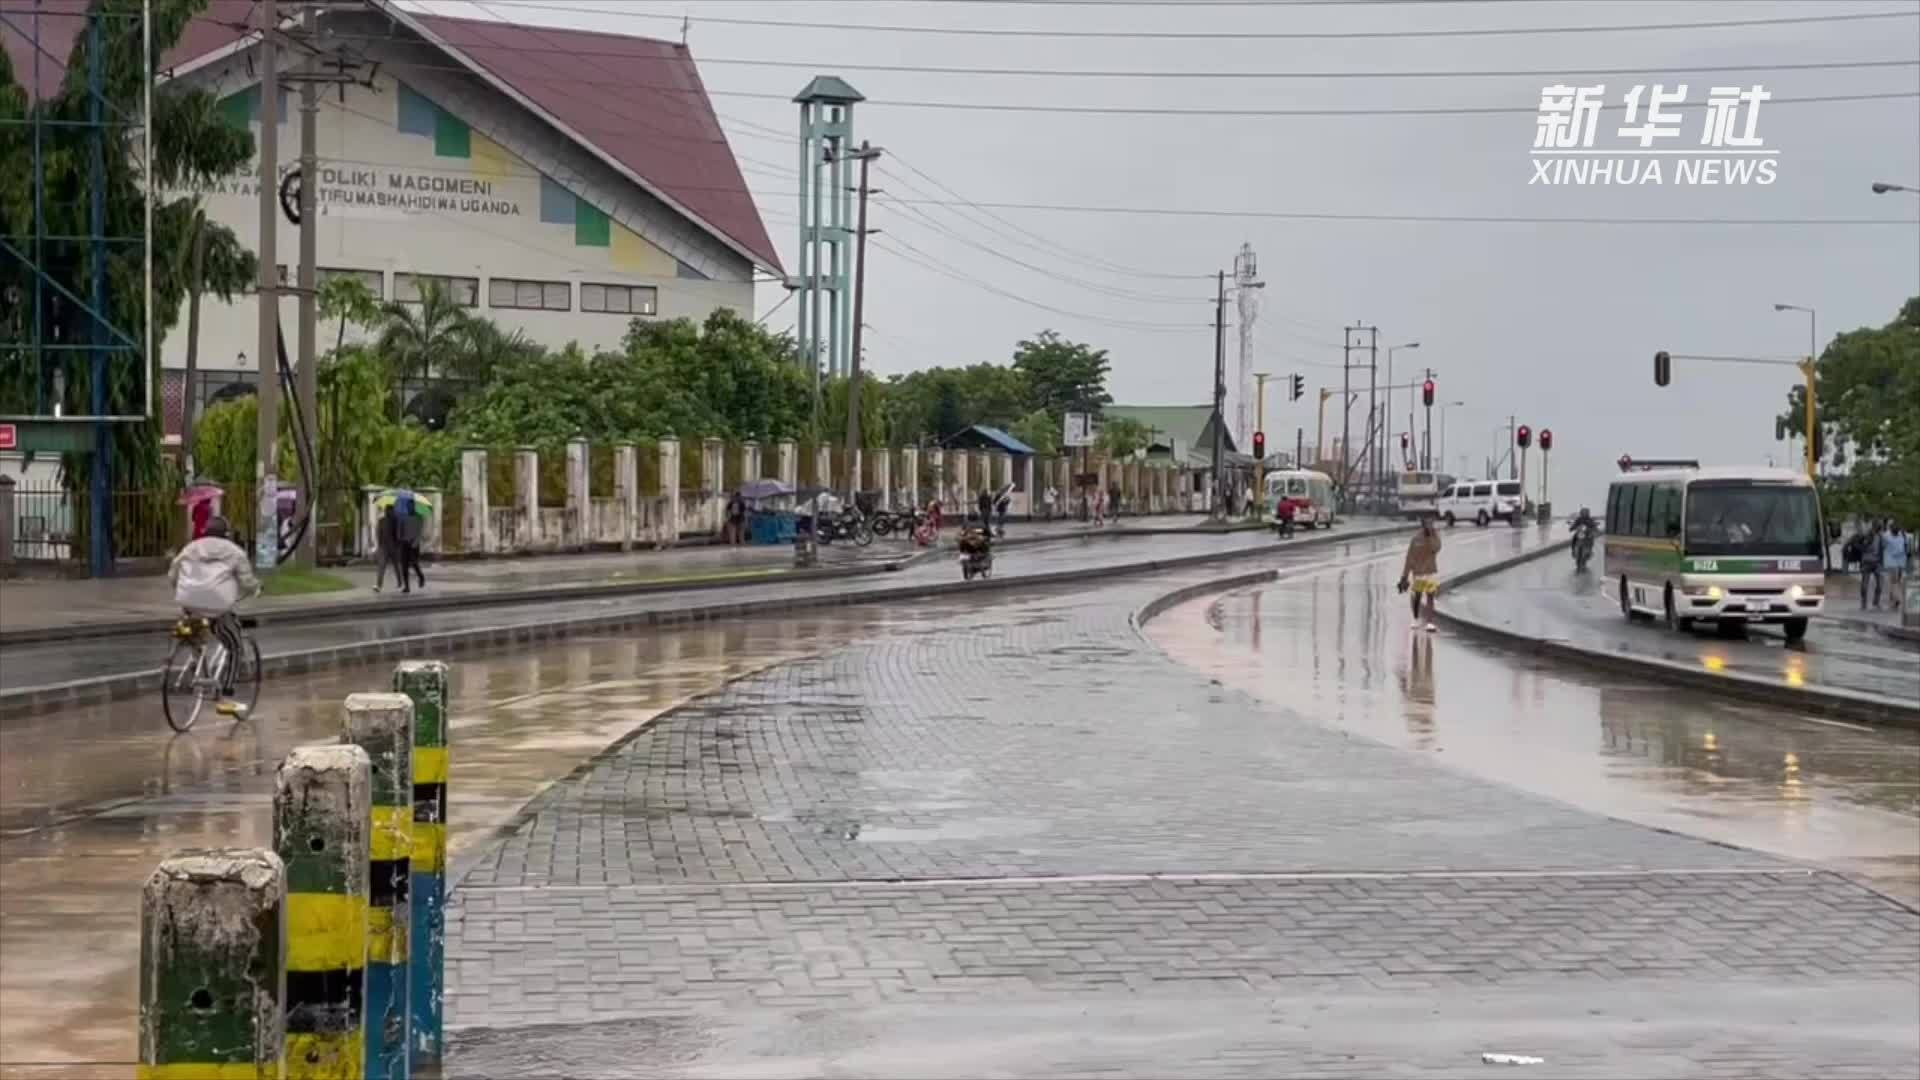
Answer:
[
  {"xmin": 289, "ymin": 28, "xmax": 1920, "ymax": 83},
  {"xmin": 872, "ymin": 195, "xmax": 1920, "ymax": 226},
  {"xmin": 871, "ymin": 233, "xmax": 1208, "ymax": 333},
  {"xmin": 880, "ymin": 154, "xmax": 1210, "ymax": 283},
  {"xmin": 875, "ymin": 191, "xmax": 1209, "ymax": 305},
  {"xmin": 450, "ymin": 2, "xmax": 1920, "ymax": 44},
  {"xmin": 260, "ymin": 43, "xmax": 1920, "ymax": 118}
]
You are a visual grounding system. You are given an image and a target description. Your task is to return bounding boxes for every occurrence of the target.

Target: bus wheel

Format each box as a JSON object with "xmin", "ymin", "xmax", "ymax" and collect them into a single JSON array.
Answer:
[
  {"xmin": 1783, "ymin": 618, "xmax": 1809, "ymax": 643},
  {"xmin": 1664, "ymin": 586, "xmax": 1693, "ymax": 632}
]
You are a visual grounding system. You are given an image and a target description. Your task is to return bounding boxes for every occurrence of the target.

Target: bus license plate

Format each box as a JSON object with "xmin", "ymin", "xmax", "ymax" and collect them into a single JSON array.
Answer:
[{"xmin": 1748, "ymin": 613, "xmax": 1767, "ymax": 621}]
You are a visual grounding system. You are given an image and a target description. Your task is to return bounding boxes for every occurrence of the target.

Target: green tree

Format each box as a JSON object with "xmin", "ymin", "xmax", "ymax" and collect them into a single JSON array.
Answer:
[
  {"xmin": 376, "ymin": 279, "xmax": 472, "ymax": 419},
  {"xmin": 1009, "ymin": 407, "xmax": 1061, "ymax": 455},
  {"xmin": 1013, "ymin": 330, "xmax": 1112, "ymax": 419},
  {"xmin": 319, "ymin": 274, "xmax": 382, "ymax": 354},
  {"xmin": 0, "ymin": 0, "xmax": 258, "ymax": 492},
  {"xmin": 1096, "ymin": 416, "xmax": 1151, "ymax": 457},
  {"xmin": 1779, "ymin": 296, "xmax": 1920, "ymax": 524}
]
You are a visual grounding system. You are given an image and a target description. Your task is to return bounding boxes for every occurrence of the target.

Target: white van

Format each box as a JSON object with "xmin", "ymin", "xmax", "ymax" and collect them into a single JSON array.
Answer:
[{"xmin": 1438, "ymin": 479, "xmax": 1526, "ymax": 526}]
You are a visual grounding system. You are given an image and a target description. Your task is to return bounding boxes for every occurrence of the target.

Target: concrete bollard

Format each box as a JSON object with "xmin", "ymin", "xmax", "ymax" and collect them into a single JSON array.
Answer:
[
  {"xmin": 392, "ymin": 661, "xmax": 450, "ymax": 1073},
  {"xmin": 341, "ymin": 693, "xmax": 414, "ymax": 1080},
  {"xmin": 138, "ymin": 849, "xmax": 288, "ymax": 1079},
  {"xmin": 275, "ymin": 745, "xmax": 373, "ymax": 1079}
]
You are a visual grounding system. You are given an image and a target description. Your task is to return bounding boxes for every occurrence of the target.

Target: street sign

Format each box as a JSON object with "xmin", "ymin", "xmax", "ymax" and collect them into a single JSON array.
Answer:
[
  {"xmin": 1063, "ymin": 412, "xmax": 1094, "ymax": 448},
  {"xmin": 0, "ymin": 423, "xmax": 14, "ymax": 451}
]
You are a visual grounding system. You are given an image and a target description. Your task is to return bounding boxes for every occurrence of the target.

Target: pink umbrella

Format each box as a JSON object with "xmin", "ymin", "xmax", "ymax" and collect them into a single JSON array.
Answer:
[{"xmin": 178, "ymin": 483, "xmax": 224, "ymax": 507}]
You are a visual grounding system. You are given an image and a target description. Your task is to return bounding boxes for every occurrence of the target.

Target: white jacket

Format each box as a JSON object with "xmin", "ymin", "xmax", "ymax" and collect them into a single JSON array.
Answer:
[{"xmin": 169, "ymin": 537, "xmax": 261, "ymax": 613}]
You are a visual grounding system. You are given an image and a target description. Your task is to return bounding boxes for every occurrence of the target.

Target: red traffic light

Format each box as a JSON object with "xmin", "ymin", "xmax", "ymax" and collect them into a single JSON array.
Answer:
[
  {"xmin": 1252, "ymin": 431, "xmax": 1266, "ymax": 459},
  {"xmin": 1421, "ymin": 379, "xmax": 1435, "ymax": 407},
  {"xmin": 1539, "ymin": 428, "xmax": 1553, "ymax": 452},
  {"xmin": 1400, "ymin": 433, "xmax": 1410, "ymax": 450},
  {"xmin": 1516, "ymin": 425, "xmax": 1532, "ymax": 449},
  {"xmin": 1618, "ymin": 453, "xmax": 1634, "ymax": 471}
]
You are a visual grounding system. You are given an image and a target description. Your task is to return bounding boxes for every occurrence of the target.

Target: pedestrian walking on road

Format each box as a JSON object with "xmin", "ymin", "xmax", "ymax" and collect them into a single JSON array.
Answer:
[
  {"xmin": 1043, "ymin": 484, "xmax": 1058, "ymax": 522},
  {"xmin": 993, "ymin": 482, "xmax": 1013, "ymax": 538},
  {"xmin": 1398, "ymin": 516, "xmax": 1443, "ymax": 631},
  {"xmin": 395, "ymin": 494, "xmax": 426, "ymax": 593},
  {"xmin": 725, "ymin": 490, "xmax": 748, "ymax": 546},
  {"xmin": 1858, "ymin": 521, "xmax": 1886, "ymax": 609},
  {"xmin": 1882, "ymin": 522, "xmax": 1908, "ymax": 610},
  {"xmin": 373, "ymin": 504, "xmax": 404, "ymax": 593},
  {"xmin": 977, "ymin": 488, "xmax": 995, "ymax": 532}
]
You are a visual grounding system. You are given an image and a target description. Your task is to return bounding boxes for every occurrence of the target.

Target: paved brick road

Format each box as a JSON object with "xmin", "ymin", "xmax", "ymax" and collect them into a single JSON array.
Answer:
[{"xmin": 445, "ymin": 534, "xmax": 1920, "ymax": 1077}]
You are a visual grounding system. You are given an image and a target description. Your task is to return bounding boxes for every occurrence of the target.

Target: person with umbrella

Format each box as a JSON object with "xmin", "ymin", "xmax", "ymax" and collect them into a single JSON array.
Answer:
[{"xmin": 372, "ymin": 489, "xmax": 432, "ymax": 593}]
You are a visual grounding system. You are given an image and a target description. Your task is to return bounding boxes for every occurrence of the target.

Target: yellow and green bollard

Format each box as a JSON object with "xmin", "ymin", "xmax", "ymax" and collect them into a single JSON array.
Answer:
[
  {"xmin": 274, "ymin": 745, "xmax": 373, "ymax": 1079},
  {"xmin": 138, "ymin": 849, "xmax": 287, "ymax": 1080},
  {"xmin": 393, "ymin": 660, "xmax": 450, "ymax": 1073},
  {"xmin": 342, "ymin": 693, "xmax": 414, "ymax": 1080}
]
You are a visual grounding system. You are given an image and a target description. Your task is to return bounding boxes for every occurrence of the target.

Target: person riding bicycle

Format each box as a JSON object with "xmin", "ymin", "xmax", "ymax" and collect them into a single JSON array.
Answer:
[{"xmin": 168, "ymin": 515, "xmax": 260, "ymax": 693}]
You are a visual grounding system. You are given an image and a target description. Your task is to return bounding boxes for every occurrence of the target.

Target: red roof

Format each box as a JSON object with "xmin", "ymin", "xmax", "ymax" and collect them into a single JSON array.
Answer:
[{"xmin": 2, "ymin": 1, "xmax": 780, "ymax": 274}]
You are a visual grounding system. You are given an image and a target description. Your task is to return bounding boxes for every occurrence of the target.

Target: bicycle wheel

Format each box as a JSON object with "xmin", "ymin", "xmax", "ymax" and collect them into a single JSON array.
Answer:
[
  {"xmin": 223, "ymin": 634, "xmax": 264, "ymax": 719},
  {"xmin": 161, "ymin": 639, "xmax": 213, "ymax": 733}
]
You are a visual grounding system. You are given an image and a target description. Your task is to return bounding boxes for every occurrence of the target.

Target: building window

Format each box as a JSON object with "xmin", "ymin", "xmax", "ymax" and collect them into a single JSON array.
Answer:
[
  {"xmin": 580, "ymin": 282, "xmax": 657, "ymax": 316},
  {"xmin": 394, "ymin": 273, "xmax": 479, "ymax": 307},
  {"xmin": 320, "ymin": 267, "xmax": 385, "ymax": 299},
  {"xmin": 488, "ymin": 277, "xmax": 571, "ymax": 311}
]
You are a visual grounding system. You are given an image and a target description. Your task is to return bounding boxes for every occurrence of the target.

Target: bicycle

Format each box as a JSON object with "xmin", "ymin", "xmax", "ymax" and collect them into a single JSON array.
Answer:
[{"xmin": 161, "ymin": 612, "xmax": 262, "ymax": 732}]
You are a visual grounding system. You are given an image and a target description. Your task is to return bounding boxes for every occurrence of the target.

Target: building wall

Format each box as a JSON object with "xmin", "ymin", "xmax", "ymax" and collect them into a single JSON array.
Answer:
[{"xmin": 164, "ymin": 51, "xmax": 757, "ymax": 406}]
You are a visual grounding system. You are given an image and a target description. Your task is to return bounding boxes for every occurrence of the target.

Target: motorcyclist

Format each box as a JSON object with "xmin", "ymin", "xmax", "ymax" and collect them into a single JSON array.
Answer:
[{"xmin": 1569, "ymin": 505, "xmax": 1599, "ymax": 567}]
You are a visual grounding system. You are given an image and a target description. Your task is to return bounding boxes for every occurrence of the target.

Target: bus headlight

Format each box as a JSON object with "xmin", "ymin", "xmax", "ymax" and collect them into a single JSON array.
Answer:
[
  {"xmin": 1683, "ymin": 585, "xmax": 1723, "ymax": 600},
  {"xmin": 1788, "ymin": 584, "xmax": 1821, "ymax": 598}
]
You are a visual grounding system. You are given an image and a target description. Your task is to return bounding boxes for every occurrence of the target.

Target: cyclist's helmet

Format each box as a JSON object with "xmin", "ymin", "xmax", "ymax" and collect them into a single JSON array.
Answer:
[{"xmin": 204, "ymin": 515, "xmax": 231, "ymax": 538}]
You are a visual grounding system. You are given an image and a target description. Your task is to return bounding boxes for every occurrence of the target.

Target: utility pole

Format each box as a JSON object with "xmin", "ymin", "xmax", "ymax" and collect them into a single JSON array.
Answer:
[
  {"xmin": 254, "ymin": 0, "xmax": 280, "ymax": 571},
  {"xmin": 292, "ymin": 1, "xmax": 318, "ymax": 566},
  {"xmin": 842, "ymin": 141, "xmax": 881, "ymax": 497},
  {"xmin": 1253, "ymin": 371, "xmax": 1270, "ymax": 508},
  {"xmin": 1366, "ymin": 326, "xmax": 1379, "ymax": 511},
  {"xmin": 1211, "ymin": 270, "xmax": 1227, "ymax": 519},
  {"xmin": 1339, "ymin": 333, "xmax": 1351, "ymax": 503}
]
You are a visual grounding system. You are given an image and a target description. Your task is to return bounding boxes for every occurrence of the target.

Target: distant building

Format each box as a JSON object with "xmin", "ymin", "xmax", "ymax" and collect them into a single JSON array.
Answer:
[
  {"xmin": 5, "ymin": 0, "xmax": 781, "ymax": 433},
  {"xmin": 1103, "ymin": 405, "xmax": 1238, "ymax": 468}
]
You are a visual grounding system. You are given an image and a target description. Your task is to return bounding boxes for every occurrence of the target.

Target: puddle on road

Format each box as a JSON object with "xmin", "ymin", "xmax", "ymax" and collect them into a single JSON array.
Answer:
[
  {"xmin": 1145, "ymin": 539, "xmax": 1920, "ymax": 905},
  {"xmin": 0, "ymin": 604, "xmax": 983, "ymax": 1071}
]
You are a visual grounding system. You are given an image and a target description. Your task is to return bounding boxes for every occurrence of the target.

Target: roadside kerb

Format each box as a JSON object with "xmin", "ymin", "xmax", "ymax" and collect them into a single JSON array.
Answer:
[
  {"xmin": 1, "ymin": 523, "xmax": 1411, "ymax": 720},
  {"xmin": 0, "ymin": 520, "xmax": 1244, "ymax": 648},
  {"xmin": 1432, "ymin": 540, "xmax": 1920, "ymax": 728}
]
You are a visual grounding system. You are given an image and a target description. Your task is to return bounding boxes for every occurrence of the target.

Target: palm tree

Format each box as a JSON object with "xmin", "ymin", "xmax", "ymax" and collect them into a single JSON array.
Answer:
[
  {"xmin": 452, "ymin": 317, "xmax": 540, "ymax": 386},
  {"xmin": 377, "ymin": 279, "xmax": 470, "ymax": 420}
]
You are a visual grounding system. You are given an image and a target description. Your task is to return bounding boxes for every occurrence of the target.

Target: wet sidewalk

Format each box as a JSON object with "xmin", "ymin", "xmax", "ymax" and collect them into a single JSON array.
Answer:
[
  {"xmin": 0, "ymin": 514, "xmax": 1207, "ymax": 641},
  {"xmin": 439, "ymin": 529, "xmax": 1918, "ymax": 1077}
]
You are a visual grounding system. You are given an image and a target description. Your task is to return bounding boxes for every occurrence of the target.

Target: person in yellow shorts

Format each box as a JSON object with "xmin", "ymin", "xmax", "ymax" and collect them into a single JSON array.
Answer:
[{"xmin": 1398, "ymin": 515, "xmax": 1443, "ymax": 631}]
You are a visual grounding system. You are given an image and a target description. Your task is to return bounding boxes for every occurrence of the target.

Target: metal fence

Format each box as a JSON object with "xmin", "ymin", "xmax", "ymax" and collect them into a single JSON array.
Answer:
[{"xmin": 4, "ymin": 486, "xmax": 184, "ymax": 566}]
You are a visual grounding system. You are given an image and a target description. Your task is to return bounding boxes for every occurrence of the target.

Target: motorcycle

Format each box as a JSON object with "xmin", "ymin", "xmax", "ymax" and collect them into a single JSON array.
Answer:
[
  {"xmin": 958, "ymin": 527, "xmax": 993, "ymax": 581},
  {"xmin": 816, "ymin": 507, "xmax": 874, "ymax": 547},
  {"xmin": 1571, "ymin": 523, "xmax": 1597, "ymax": 571}
]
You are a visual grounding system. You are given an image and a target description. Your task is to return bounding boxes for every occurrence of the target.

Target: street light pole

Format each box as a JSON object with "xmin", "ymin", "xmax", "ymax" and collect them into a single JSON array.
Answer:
[
  {"xmin": 1212, "ymin": 270, "xmax": 1227, "ymax": 519},
  {"xmin": 1773, "ymin": 303, "xmax": 1818, "ymax": 480},
  {"xmin": 1870, "ymin": 181, "xmax": 1919, "ymax": 195},
  {"xmin": 1438, "ymin": 400, "xmax": 1464, "ymax": 479},
  {"xmin": 1386, "ymin": 342, "xmax": 1419, "ymax": 474}
]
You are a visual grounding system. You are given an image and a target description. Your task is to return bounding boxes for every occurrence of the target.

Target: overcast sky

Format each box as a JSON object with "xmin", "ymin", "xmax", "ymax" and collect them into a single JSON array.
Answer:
[{"xmin": 417, "ymin": 0, "xmax": 1918, "ymax": 509}]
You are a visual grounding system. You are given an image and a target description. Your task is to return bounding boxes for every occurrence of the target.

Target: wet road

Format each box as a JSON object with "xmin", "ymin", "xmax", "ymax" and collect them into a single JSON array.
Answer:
[
  {"xmin": 1149, "ymin": 526, "xmax": 1920, "ymax": 903},
  {"xmin": 6, "ymin": 527, "xmax": 1915, "ymax": 1077},
  {"xmin": 0, "ymin": 524, "xmax": 1302, "ymax": 695},
  {"xmin": 0, "ymin": 605, "xmax": 989, "ymax": 1075},
  {"xmin": 1445, "ymin": 542, "xmax": 1919, "ymax": 705}
]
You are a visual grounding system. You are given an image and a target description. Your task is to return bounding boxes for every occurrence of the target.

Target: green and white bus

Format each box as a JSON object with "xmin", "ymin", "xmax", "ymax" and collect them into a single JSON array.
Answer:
[{"xmin": 1604, "ymin": 463, "xmax": 1827, "ymax": 642}]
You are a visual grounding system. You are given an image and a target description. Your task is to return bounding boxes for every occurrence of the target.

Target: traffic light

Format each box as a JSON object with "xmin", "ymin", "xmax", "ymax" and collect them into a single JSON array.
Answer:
[
  {"xmin": 1400, "ymin": 433, "xmax": 1410, "ymax": 452},
  {"xmin": 1516, "ymin": 424, "xmax": 1532, "ymax": 449},
  {"xmin": 1421, "ymin": 379, "xmax": 1435, "ymax": 407},
  {"xmin": 1290, "ymin": 374, "xmax": 1304, "ymax": 401},
  {"xmin": 1252, "ymin": 431, "xmax": 1266, "ymax": 460},
  {"xmin": 1654, "ymin": 350, "xmax": 1671, "ymax": 387},
  {"xmin": 1538, "ymin": 428, "xmax": 1552, "ymax": 452}
]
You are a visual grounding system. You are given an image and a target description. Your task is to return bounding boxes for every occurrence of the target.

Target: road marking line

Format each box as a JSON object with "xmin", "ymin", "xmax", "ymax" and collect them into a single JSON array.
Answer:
[{"xmin": 1794, "ymin": 715, "xmax": 1878, "ymax": 733}]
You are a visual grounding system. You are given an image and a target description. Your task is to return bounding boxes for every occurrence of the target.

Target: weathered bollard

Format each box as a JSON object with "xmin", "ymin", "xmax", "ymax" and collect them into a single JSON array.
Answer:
[
  {"xmin": 393, "ymin": 660, "xmax": 450, "ymax": 1073},
  {"xmin": 275, "ymin": 745, "xmax": 373, "ymax": 1079},
  {"xmin": 138, "ymin": 849, "xmax": 287, "ymax": 1079},
  {"xmin": 342, "ymin": 693, "xmax": 414, "ymax": 1080}
]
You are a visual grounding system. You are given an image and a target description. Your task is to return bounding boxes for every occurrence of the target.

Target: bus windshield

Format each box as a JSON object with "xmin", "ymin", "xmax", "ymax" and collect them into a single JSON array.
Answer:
[{"xmin": 1683, "ymin": 483, "xmax": 1822, "ymax": 556}]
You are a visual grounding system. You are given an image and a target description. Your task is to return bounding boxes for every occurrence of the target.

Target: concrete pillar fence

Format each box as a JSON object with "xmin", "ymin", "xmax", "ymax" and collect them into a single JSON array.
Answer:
[
  {"xmin": 460, "ymin": 448, "xmax": 489, "ymax": 554},
  {"xmin": 512, "ymin": 448, "xmax": 538, "ymax": 551},
  {"xmin": 659, "ymin": 437, "xmax": 682, "ymax": 548},
  {"xmin": 565, "ymin": 438, "xmax": 589, "ymax": 551},
  {"xmin": 140, "ymin": 662, "xmax": 455, "ymax": 1080},
  {"xmin": 614, "ymin": 444, "xmax": 639, "ymax": 551}
]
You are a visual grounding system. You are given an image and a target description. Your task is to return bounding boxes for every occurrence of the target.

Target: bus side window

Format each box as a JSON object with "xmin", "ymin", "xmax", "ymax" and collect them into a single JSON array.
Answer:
[
  {"xmin": 1606, "ymin": 486, "xmax": 1622, "ymax": 533},
  {"xmin": 1648, "ymin": 485, "xmax": 1669, "ymax": 538},
  {"xmin": 1629, "ymin": 484, "xmax": 1650, "ymax": 536},
  {"xmin": 1659, "ymin": 483, "xmax": 1683, "ymax": 537}
]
